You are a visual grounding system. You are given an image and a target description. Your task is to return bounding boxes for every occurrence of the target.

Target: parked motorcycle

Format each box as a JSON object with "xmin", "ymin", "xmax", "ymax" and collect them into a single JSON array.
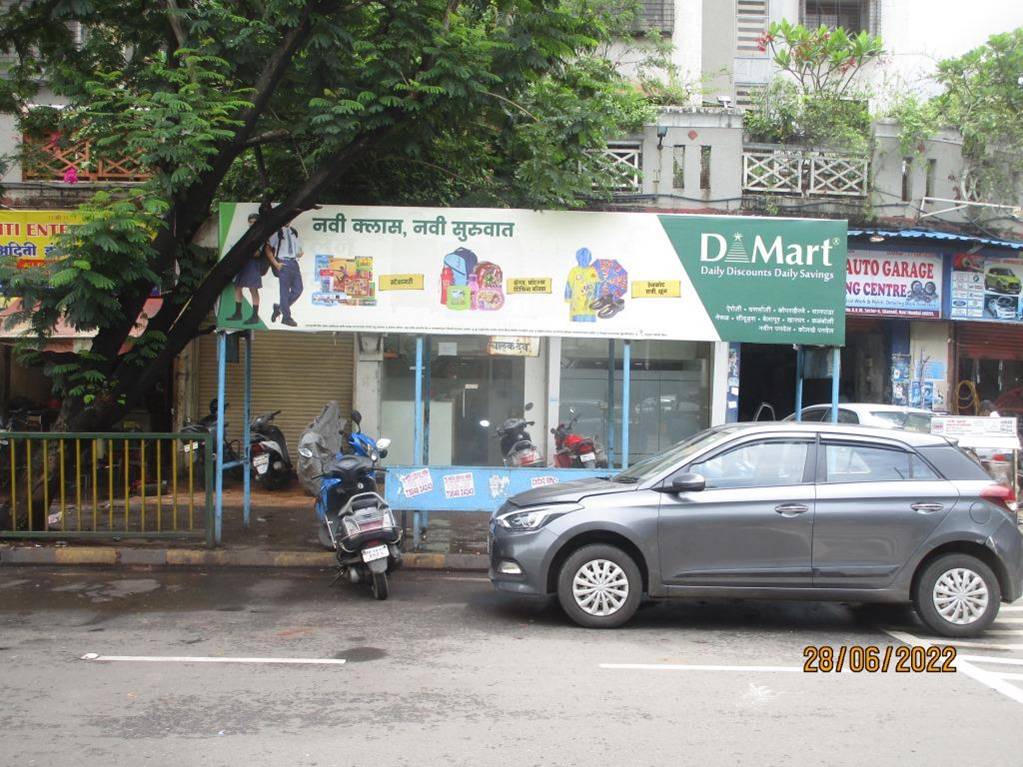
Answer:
[
  {"xmin": 180, "ymin": 399, "xmax": 242, "ymax": 486},
  {"xmin": 482, "ymin": 402, "xmax": 544, "ymax": 468},
  {"xmin": 248, "ymin": 409, "xmax": 292, "ymax": 490},
  {"xmin": 551, "ymin": 409, "xmax": 606, "ymax": 469},
  {"xmin": 341, "ymin": 410, "xmax": 381, "ymax": 458},
  {"xmin": 298, "ymin": 436, "xmax": 401, "ymax": 600}
]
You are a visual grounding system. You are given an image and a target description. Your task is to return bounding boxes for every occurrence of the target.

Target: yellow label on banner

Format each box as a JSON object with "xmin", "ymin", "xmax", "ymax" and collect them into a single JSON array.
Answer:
[
  {"xmin": 507, "ymin": 277, "xmax": 552, "ymax": 294},
  {"xmin": 632, "ymin": 280, "xmax": 681, "ymax": 298},
  {"xmin": 379, "ymin": 273, "xmax": 424, "ymax": 291},
  {"xmin": 0, "ymin": 210, "xmax": 81, "ymax": 267}
]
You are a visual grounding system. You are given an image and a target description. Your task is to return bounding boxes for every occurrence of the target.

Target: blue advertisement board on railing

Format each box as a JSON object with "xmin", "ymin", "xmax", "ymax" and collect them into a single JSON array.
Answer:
[{"xmin": 384, "ymin": 465, "xmax": 609, "ymax": 514}]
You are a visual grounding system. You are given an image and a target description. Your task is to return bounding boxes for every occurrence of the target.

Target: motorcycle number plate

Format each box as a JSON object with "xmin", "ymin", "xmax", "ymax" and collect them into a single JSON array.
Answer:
[
  {"xmin": 182, "ymin": 441, "xmax": 200, "ymax": 453},
  {"xmin": 253, "ymin": 454, "xmax": 270, "ymax": 474},
  {"xmin": 579, "ymin": 452, "xmax": 596, "ymax": 463},
  {"xmin": 361, "ymin": 544, "xmax": 389, "ymax": 563}
]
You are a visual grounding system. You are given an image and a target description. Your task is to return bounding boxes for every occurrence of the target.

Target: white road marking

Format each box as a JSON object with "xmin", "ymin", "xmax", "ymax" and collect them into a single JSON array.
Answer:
[
  {"xmin": 993, "ymin": 673, "xmax": 1023, "ymax": 681},
  {"xmin": 990, "ymin": 617, "xmax": 1023, "ymax": 624},
  {"xmin": 982, "ymin": 629, "xmax": 1023, "ymax": 635},
  {"xmin": 916, "ymin": 640, "xmax": 1023, "ymax": 651},
  {"xmin": 81, "ymin": 653, "xmax": 346, "ymax": 666},
  {"xmin": 600, "ymin": 663, "xmax": 802, "ymax": 673},
  {"xmin": 999, "ymin": 605, "xmax": 1023, "ymax": 612},
  {"xmin": 884, "ymin": 630, "xmax": 1023, "ymax": 706}
]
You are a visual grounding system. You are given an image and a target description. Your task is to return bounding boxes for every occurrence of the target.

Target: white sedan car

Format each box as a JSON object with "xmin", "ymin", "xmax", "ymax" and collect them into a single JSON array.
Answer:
[{"xmin": 784, "ymin": 403, "xmax": 935, "ymax": 433}]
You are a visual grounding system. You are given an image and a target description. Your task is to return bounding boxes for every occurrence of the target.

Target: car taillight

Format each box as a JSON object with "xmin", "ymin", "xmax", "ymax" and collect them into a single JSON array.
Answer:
[{"xmin": 981, "ymin": 484, "xmax": 1018, "ymax": 517}]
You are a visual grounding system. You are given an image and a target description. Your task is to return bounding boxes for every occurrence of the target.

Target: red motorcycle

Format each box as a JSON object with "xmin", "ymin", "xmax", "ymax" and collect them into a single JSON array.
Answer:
[{"xmin": 552, "ymin": 409, "xmax": 604, "ymax": 469}]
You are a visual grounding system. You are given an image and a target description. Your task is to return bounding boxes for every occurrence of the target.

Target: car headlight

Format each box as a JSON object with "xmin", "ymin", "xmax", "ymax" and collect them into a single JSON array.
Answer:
[{"xmin": 495, "ymin": 504, "xmax": 580, "ymax": 531}]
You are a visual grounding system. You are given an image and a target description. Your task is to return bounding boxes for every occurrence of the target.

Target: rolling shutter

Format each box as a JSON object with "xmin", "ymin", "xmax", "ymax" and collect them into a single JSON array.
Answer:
[
  {"xmin": 196, "ymin": 331, "xmax": 355, "ymax": 451},
  {"xmin": 956, "ymin": 322, "xmax": 1023, "ymax": 361}
]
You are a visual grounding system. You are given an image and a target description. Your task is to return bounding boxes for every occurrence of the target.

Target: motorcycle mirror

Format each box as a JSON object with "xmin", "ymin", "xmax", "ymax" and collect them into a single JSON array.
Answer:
[
  {"xmin": 376, "ymin": 437, "xmax": 392, "ymax": 451},
  {"xmin": 550, "ymin": 428, "xmax": 556, "ymax": 434},
  {"xmin": 370, "ymin": 451, "xmax": 379, "ymax": 462},
  {"xmin": 569, "ymin": 408, "xmax": 576, "ymax": 417},
  {"xmin": 524, "ymin": 402, "xmax": 534, "ymax": 412},
  {"xmin": 351, "ymin": 410, "xmax": 362, "ymax": 425},
  {"xmin": 298, "ymin": 447, "xmax": 314, "ymax": 459},
  {"xmin": 479, "ymin": 419, "xmax": 490, "ymax": 429}
]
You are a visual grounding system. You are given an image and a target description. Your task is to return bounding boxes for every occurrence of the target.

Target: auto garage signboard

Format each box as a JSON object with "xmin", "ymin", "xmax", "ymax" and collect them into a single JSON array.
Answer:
[{"xmin": 845, "ymin": 250, "xmax": 943, "ymax": 318}]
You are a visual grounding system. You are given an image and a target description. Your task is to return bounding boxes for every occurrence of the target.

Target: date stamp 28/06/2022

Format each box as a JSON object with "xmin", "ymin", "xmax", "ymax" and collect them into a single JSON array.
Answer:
[{"xmin": 803, "ymin": 645, "xmax": 957, "ymax": 673}]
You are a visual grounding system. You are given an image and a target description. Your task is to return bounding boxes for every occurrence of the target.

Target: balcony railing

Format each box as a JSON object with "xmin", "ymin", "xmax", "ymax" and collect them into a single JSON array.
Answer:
[
  {"xmin": 600, "ymin": 142, "xmax": 642, "ymax": 193},
  {"xmin": 21, "ymin": 134, "xmax": 149, "ymax": 183},
  {"xmin": 742, "ymin": 144, "xmax": 869, "ymax": 197}
]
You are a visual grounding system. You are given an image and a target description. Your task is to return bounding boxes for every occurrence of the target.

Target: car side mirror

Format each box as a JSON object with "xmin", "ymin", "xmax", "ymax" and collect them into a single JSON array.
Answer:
[{"xmin": 659, "ymin": 472, "xmax": 706, "ymax": 493}]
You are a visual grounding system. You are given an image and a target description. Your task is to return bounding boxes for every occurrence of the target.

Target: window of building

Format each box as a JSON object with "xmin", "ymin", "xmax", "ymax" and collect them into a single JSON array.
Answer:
[
  {"xmin": 802, "ymin": 0, "xmax": 871, "ymax": 34},
  {"xmin": 699, "ymin": 146, "xmax": 712, "ymax": 191},
  {"xmin": 736, "ymin": 0, "xmax": 769, "ymax": 54},
  {"xmin": 632, "ymin": 0, "xmax": 674, "ymax": 35},
  {"xmin": 672, "ymin": 145, "xmax": 685, "ymax": 191}
]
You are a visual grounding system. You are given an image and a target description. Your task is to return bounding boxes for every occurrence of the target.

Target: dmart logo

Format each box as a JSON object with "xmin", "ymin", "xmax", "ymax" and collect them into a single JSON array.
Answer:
[{"xmin": 700, "ymin": 232, "xmax": 838, "ymax": 267}]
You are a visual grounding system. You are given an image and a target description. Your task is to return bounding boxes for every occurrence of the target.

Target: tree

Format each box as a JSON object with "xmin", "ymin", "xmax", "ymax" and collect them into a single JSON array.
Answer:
[
  {"xmin": 0, "ymin": 0, "xmax": 649, "ymax": 431},
  {"xmin": 745, "ymin": 21, "xmax": 883, "ymax": 151},
  {"xmin": 933, "ymin": 28, "xmax": 1023, "ymax": 208}
]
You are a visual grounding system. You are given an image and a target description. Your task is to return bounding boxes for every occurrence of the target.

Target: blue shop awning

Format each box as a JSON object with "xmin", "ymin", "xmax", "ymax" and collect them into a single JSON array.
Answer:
[{"xmin": 848, "ymin": 228, "xmax": 1023, "ymax": 251}]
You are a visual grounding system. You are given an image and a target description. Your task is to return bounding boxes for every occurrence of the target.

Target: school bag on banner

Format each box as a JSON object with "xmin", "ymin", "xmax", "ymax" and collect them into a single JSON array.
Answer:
[
  {"xmin": 443, "ymin": 247, "xmax": 479, "ymax": 285},
  {"xmin": 473, "ymin": 261, "xmax": 505, "ymax": 310}
]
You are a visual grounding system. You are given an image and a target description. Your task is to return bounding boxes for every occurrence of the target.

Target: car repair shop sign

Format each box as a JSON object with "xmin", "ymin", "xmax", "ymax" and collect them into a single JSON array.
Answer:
[
  {"xmin": 845, "ymin": 250, "xmax": 943, "ymax": 318},
  {"xmin": 218, "ymin": 204, "xmax": 848, "ymax": 345},
  {"xmin": 949, "ymin": 252, "xmax": 1023, "ymax": 323}
]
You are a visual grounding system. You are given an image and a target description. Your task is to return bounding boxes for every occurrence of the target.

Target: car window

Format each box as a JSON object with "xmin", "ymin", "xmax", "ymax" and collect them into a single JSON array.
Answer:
[
  {"xmin": 824, "ymin": 443, "xmax": 940, "ymax": 483},
  {"xmin": 800, "ymin": 408, "xmax": 828, "ymax": 422},
  {"xmin": 612, "ymin": 427, "xmax": 737, "ymax": 483},
  {"xmin": 838, "ymin": 409, "xmax": 858, "ymax": 424},
  {"xmin": 690, "ymin": 440, "xmax": 811, "ymax": 490}
]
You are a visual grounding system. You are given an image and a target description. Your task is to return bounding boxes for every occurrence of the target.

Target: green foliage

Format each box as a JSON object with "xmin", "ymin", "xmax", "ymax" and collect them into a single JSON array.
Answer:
[
  {"xmin": 745, "ymin": 22, "xmax": 881, "ymax": 151},
  {"xmin": 883, "ymin": 94, "xmax": 941, "ymax": 156},
  {"xmin": 761, "ymin": 20, "xmax": 884, "ymax": 97},
  {"xmin": 933, "ymin": 28, "xmax": 1023, "ymax": 205},
  {"xmin": 0, "ymin": 0, "xmax": 648, "ymax": 422}
]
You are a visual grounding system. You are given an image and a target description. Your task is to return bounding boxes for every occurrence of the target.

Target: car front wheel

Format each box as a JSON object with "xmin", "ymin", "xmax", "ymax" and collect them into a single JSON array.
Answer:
[
  {"xmin": 557, "ymin": 544, "xmax": 641, "ymax": 629},
  {"xmin": 913, "ymin": 553, "xmax": 1001, "ymax": 637}
]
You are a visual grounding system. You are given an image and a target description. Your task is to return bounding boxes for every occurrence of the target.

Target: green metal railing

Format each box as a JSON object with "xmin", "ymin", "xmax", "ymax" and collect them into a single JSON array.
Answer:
[{"xmin": 0, "ymin": 432, "xmax": 214, "ymax": 547}]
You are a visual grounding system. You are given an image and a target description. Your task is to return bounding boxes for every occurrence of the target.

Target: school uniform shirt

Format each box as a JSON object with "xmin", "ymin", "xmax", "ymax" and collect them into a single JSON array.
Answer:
[
  {"xmin": 269, "ymin": 228, "xmax": 302, "ymax": 260},
  {"xmin": 565, "ymin": 265, "xmax": 599, "ymax": 322}
]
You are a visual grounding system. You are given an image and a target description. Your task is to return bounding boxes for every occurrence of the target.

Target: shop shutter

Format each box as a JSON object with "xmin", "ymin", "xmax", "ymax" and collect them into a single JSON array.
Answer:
[
  {"xmin": 845, "ymin": 315, "xmax": 884, "ymax": 334},
  {"xmin": 196, "ymin": 331, "xmax": 354, "ymax": 451},
  {"xmin": 956, "ymin": 322, "xmax": 1023, "ymax": 361}
]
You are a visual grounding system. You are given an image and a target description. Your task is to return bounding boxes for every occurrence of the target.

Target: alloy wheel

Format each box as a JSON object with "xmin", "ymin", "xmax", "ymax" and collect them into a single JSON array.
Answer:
[
  {"xmin": 572, "ymin": 559, "xmax": 629, "ymax": 617},
  {"xmin": 932, "ymin": 567, "xmax": 989, "ymax": 625}
]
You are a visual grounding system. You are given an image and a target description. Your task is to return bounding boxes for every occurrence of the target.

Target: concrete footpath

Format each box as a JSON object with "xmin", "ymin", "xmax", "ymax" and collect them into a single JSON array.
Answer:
[{"xmin": 0, "ymin": 543, "xmax": 488, "ymax": 570}]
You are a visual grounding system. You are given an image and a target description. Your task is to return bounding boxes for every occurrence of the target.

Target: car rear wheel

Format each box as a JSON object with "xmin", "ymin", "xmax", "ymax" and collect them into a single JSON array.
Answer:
[
  {"xmin": 557, "ymin": 544, "xmax": 641, "ymax": 629},
  {"xmin": 913, "ymin": 554, "xmax": 1000, "ymax": 637}
]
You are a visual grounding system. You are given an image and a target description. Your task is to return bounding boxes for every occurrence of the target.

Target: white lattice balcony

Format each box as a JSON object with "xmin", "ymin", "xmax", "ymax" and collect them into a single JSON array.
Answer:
[{"xmin": 742, "ymin": 144, "xmax": 869, "ymax": 198}]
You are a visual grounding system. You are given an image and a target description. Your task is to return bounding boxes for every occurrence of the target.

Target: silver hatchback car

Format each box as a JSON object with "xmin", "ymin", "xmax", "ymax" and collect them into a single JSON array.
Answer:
[{"xmin": 489, "ymin": 423, "xmax": 1023, "ymax": 636}]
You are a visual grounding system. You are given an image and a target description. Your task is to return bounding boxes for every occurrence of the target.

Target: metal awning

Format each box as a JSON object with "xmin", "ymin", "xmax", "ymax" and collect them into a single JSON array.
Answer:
[{"xmin": 848, "ymin": 228, "xmax": 1023, "ymax": 251}]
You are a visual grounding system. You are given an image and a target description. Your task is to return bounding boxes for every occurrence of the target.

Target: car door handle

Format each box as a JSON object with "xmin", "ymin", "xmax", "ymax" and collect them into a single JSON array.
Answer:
[
  {"xmin": 775, "ymin": 503, "xmax": 810, "ymax": 516},
  {"xmin": 911, "ymin": 502, "xmax": 944, "ymax": 514}
]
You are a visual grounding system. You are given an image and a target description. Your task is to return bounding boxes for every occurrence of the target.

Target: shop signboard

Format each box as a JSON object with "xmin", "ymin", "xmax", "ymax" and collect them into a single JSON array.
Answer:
[
  {"xmin": 949, "ymin": 252, "xmax": 1023, "ymax": 323},
  {"xmin": 218, "ymin": 204, "xmax": 848, "ymax": 345},
  {"xmin": 931, "ymin": 415, "xmax": 1020, "ymax": 450},
  {"xmin": 845, "ymin": 250, "xmax": 943, "ymax": 318},
  {"xmin": 0, "ymin": 209, "xmax": 80, "ymax": 268}
]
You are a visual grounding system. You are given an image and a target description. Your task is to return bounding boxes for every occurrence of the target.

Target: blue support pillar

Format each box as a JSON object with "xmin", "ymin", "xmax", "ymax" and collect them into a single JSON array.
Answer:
[
  {"xmin": 621, "ymin": 341, "xmax": 631, "ymax": 470},
  {"xmin": 607, "ymin": 340, "xmax": 616, "ymax": 467},
  {"xmin": 831, "ymin": 346, "xmax": 841, "ymax": 423},
  {"xmin": 794, "ymin": 346, "xmax": 805, "ymax": 422},
  {"xmin": 214, "ymin": 331, "xmax": 227, "ymax": 545},
  {"xmin": 413, "ymin": 336, "xmax": 424, "ymax": 549},
  {"xmin": 242, "ymin": 330, "xmax": 252, "ymax": 528}
]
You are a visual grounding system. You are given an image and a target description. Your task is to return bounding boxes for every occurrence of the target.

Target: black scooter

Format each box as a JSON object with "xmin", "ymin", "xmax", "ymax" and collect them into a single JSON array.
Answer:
[
  {"xmin": 249, "ymin": 409, "xmax": 292, "ymax": 490},
  {"xmin": 181, "ymin": 399, "xmax": 242, "ymax": 486},
  {"xmin": 481, "ymin": 402, "xmax": 544, "ymax": 467}
]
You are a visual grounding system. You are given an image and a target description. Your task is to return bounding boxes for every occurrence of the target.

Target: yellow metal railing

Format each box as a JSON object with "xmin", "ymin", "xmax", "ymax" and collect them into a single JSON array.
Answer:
[{"xmin": 0, "ymin": 432, "xmax": 213, "ymax": 545}]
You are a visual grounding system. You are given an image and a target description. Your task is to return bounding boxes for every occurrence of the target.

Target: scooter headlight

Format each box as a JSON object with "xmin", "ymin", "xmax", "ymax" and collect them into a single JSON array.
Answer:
[{"xmin": 495, "ymin": 504, "xmax": 580, "ymax": 531}]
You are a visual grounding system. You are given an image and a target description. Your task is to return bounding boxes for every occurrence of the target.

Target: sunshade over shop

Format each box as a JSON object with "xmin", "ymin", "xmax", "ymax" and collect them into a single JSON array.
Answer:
[{"xmin": 208, "ymin": 204, "xmax": 847, "ymax": 530}]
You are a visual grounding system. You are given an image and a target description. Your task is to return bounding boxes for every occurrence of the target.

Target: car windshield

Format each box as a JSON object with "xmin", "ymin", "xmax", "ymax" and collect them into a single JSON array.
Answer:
[
  {"xmin": 612, "ymin": 427, "xmax": 735, "ymax": 483},
  {"xmin": 870, "ymin": 410, "xmax": 933, "ymax": 433}
]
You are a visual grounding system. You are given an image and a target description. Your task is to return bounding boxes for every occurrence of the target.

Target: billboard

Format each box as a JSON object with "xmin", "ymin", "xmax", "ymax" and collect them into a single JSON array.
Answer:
[
  {"xmin": 949, "ymin": 252, "xmax": 1023, "ymax": 323},
  {"xmin": 845, "ymin": 250, "xmax": 943, "ymax": 318},
  {"xmin": 217, "ymin": 204, "xmax": 847, "ymax": 345}
]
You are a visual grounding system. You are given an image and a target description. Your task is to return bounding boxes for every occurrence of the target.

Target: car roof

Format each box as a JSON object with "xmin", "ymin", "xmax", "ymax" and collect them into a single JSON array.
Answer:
[
  {"xmin": 801, "ymin": 402, "xmax": 933, "ymax": 416},
  {"xmin": 725, "ymin": 421, "xmax": 951, "ymax": 447}
]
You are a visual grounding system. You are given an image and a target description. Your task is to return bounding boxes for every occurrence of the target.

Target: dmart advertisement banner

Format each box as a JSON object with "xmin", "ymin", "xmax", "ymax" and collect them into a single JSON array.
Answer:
[{"xmin": 217, "ymin": 204, "xmax": 847, "ymax": 345}]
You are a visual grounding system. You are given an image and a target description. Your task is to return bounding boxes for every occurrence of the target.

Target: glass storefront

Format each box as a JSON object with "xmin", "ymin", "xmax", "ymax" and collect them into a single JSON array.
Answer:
[{"xmin": 382, "ymin": 334, "xmax": 712, "ymax": 468}]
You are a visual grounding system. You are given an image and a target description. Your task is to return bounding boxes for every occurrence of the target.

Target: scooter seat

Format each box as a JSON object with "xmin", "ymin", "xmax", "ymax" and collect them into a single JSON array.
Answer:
[{"xmin": 349, "ymin": 495, "xmax": 380, "ymax": 512}]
